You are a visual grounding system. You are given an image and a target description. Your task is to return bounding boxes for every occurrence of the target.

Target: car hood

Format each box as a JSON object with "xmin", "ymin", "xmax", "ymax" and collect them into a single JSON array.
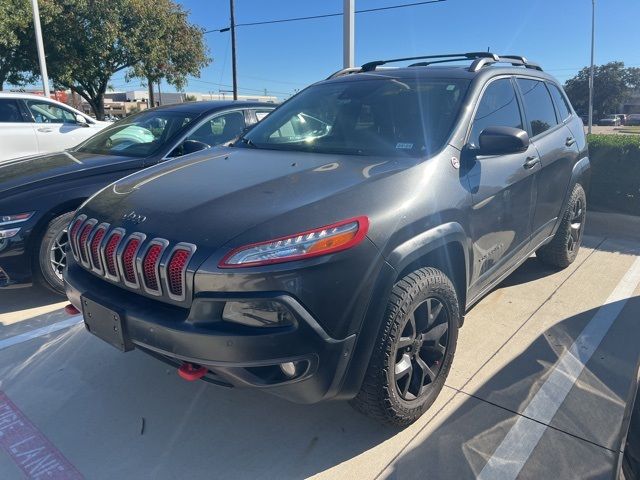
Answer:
[
  {"xmin": 0, "ymin": 150, "xmax": 141, "ymax": 197},
  {"xmin": 79, "ymin": 147, "xmax": 413, "ymax": 249}
]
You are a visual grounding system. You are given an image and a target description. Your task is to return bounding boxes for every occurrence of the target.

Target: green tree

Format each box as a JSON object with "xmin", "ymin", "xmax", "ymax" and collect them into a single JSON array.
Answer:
[
  {"xmin": 564, "ymin": 62, "xmax": 640, "ymax": 117},
  {"xmin": 38, "ymin": 0, "xmax": 209, "ymax": 119},
  {"xmin": 0, "ymin": 0, "xmax": 36, "ymax": 90},
  {"xmin": 127, "ymin": 0, "xmax": 210, "ymax": 107}
]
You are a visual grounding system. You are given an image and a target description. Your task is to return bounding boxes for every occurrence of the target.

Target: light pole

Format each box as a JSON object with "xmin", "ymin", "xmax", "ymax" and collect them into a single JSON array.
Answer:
[
  {"xmin": 343, "ymin": 0, "xmax": 355, "ymax": 68},
  {"xmin": 588, "ymin": 0, "xmax": 595, "ymax": 134},
  {"xmin": 229, "ymin": 0, "xmax": 238, "ymax": 100},
  {"xmin": 30, "ymin": 0, "xmax": 50, "ymax": 98}
]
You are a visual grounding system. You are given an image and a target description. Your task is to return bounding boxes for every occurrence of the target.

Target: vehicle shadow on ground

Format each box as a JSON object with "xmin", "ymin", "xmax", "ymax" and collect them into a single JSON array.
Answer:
[
  {"xmin": 0, "ymin": 324, "xmax": 396, "ymax": 480},
  {"xmin": 383, "ymin": 296, "xmax": 640, "ymax": 479},
  {"xmin": 0, "ymin": 284, "xmax": 64, "ymax": 316}
]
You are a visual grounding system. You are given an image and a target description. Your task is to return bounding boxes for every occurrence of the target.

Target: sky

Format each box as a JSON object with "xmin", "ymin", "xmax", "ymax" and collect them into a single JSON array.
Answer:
[{"xmin": 107, "ymin": 0, "xmax": 640, "ymax": 100}]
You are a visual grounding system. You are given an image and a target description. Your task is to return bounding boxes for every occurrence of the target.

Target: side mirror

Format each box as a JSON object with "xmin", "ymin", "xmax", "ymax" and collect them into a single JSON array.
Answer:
[
  {"xmin": 75, "ymin": 114, "xmax": 89, "ymax": 127},
  {"xmin": 182, "ymin": 139, "xmax": 210, "ymax": 155},
  {"xmin": 477, "ymin": 126, "xmax": 529, "ymax": 155}
]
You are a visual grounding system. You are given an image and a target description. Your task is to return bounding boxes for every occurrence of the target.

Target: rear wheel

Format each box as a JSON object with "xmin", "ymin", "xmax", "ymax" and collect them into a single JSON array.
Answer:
[
  {"xmin": 36, "ymin": 211, "xmax": 74, "ymax": 295},
  {"xmin": 351, "ymin": 267, "xmax": 459, "ymax": 427},
  {"xmin": 536, "ymin": 183, "xmax": 586, "ymax": 269}
]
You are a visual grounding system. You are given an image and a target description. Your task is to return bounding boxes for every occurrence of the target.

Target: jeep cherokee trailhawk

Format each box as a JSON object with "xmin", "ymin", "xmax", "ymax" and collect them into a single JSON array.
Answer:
[{"xmin": 64, "ymin": 52, "xmax": 589, "ymax": 426}]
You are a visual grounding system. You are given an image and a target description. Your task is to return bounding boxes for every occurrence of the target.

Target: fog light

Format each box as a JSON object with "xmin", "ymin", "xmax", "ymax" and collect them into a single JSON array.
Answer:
[
  {"xmin": 222, "ymin": 300, "xmax": 294, "ymax": 328},
  {"xmin": 280, "ymin": 362, "xmax": 297, "ymax": 378},
  {"xmin": 0, "ymin": 228, "xmax": 20, "ymax": 239}
]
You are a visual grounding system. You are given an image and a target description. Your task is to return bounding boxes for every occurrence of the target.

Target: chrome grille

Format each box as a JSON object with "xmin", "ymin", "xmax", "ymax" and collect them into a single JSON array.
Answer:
[{"xmin": 70, "ymin": 216, "xmax": 195, "ymax": 301}]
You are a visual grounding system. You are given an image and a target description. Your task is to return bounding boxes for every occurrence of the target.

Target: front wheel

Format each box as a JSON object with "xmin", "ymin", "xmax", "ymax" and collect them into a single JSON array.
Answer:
[
  {"xmin": 350, "ymin": 267, "xmax": 460, "ymax": 427},
  {"xmin": 536, "ymin": 183, "xmax": 586, "ymax": 269},
  {"xmin": 36, "ymin": 211, "xmax": 75, "ymax": 295}
]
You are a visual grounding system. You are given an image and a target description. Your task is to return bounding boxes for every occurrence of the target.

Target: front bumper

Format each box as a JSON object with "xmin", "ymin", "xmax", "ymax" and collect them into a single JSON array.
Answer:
[
  {"xmin": 0, "ymin": 228, "xmax": 33, "ymax": 287},
  {"xmin": 65, "ymin": 263, "xmax": 356, "ymax": 404}
]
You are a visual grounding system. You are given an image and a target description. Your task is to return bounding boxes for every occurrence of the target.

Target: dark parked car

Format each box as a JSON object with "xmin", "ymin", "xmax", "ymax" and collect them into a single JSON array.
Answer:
[
  {"xmin": 627, "ymin": 114, "xmax": 640, "ymax": 126},
  {"xmin": 599, "ymin": 114, "xmax": 625, "ymax": 126},
  {"xmin": 0, "ymin": 101, "xmax": 275, "ymax": 293},
  {"xmin": 64, "ymin": 52, "xmax": 589, "ymax": 426}
]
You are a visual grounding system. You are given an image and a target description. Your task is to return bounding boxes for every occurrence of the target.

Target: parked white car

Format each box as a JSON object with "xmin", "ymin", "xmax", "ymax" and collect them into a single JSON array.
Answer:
[{"xmin": 0, "ymin": 92, "xmax": 110, "ymax": 161}]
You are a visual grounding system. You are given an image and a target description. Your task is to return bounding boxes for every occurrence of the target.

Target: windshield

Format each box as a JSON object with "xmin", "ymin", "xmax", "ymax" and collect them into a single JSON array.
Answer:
[
  {"xmin": 241, "ymin": 77, "xmax": 469, "ymax": 157},
  {"xmin": 75, "ymin": 109, "xmax": 197, "ymax": 157}
]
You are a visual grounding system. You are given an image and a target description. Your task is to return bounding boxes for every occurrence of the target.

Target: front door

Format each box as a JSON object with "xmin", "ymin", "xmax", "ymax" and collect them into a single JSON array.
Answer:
[
  {"xmin": 24, "ymin": 99, "xmax": 89, "ymax": 153},
  {"xmin": 465, "ymin": 77, "xmax": 537, "ymax": 297}
]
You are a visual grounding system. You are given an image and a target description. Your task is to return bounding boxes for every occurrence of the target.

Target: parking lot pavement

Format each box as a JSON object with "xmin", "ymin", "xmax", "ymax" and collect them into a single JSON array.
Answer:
[{"xmin": 0, "ymin": 211, "xmax": 639, "ymax": 479}]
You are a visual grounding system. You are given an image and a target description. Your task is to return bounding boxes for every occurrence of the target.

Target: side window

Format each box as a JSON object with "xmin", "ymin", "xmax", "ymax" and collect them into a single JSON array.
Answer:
[
  {"xmin": 547, "ymin": 83, "xmax": 572, "ymax": 121},
  {"xmin": 254, "ymin": 110, "xmax": 272, "ymax": 122},
  {"xmin": 469, "ymin": 78, "xmax": 523, "ymax": 147},
  {"xmin": 26, "ymin": 100, "xmax": 77, "ymax": 124},
  {"xmin": 0, "ymin": 99, "xmax": 23, "ymax": 122},
  {"xmin": 516, "ymin": 79, "xmax": 559, "ymax": 137},
  {"xmin": 171, "ymin": 110, "xmax": 246, "ymax": 157}
]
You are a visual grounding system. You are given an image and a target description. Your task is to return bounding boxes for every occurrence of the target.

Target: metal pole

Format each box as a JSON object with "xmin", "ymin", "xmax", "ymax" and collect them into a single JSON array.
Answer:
[
  {"xmin": 588, "ymin": 0, "xmax": 595, "ymax": 134},
  {"xmin": 230, "ymin": 0, "xmax": 238, "ymax": 100},
  {"xmin": 343, "ymin": 0, "xmax": 355, "ymax": 68},
  {"xmin": 31, "ymin": 0, "xmax": 50, "ymax": 98}
]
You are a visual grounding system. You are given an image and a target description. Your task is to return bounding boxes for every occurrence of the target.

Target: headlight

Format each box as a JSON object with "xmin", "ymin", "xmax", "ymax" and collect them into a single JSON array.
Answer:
[
  {"xmin": 0, "ymin": 212, "xmax": 34, "ymax": 227},
  {"xmin": 219, "ymin": 216, "xmax": 369, "ymax": 268}
]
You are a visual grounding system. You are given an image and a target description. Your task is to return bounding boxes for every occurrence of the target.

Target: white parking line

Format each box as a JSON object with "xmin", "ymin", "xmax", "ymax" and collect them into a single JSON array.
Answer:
[
  {"xmin": 0, "ymin": 316, "xmax": 83, "ymax": 351},
  {"xmin": 479, "ymin": 256, "xmax": 640, "ymax": 480}
]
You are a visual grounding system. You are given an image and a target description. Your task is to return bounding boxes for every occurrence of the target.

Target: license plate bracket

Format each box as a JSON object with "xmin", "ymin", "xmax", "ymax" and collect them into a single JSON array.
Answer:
[{"xmin": 81, "ymin": 296, "xmax": 133, "ymax": 352}]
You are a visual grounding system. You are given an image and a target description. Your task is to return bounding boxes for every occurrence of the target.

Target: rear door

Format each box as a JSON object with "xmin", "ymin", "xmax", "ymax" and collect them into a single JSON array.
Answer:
[
  {"xmin": 465, "ymin": 77, "xmax": 538, "ymax": 295},
  {"xmin": 24, "ymin": 99, "xmax": 93, "ymax": 153},
  {"xmin": 515, "ymin": 78, "xmax": 577, "ymax": 246},
  {"xmin": 0, "ymin": 98, "xmax": 38, "ymax": 161}
]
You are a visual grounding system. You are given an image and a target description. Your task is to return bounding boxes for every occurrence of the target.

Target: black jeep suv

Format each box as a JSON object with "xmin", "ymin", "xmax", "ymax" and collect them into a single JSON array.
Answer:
[{"xmin": 64, "ymin": 52, "xmax": 589, "ymax": 426}]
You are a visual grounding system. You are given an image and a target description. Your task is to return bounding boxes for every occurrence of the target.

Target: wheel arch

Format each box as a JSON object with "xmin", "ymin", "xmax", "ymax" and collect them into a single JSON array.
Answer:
[
  {"xmin": 387, "ymin": 222, "xmax": 469, "ymax": 316},
  {"xmin": 337, "ymin": 222, "xmax": 470, "ymax": 400},
  {"xmin": 28, "ymin": 197, "xmax": 87, "ymax": 257}
]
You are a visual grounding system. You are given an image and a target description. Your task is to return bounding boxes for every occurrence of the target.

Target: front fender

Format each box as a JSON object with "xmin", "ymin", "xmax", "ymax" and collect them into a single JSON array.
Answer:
[{"xmin": 386, "ymin": 221, "xmax": 470, "ymax": 279}]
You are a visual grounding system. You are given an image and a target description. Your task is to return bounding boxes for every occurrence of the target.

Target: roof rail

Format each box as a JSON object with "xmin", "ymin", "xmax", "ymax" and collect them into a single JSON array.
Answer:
[
  {"xmin": 361, "ymin": 52, "xmax": 497, "ymax": 72},
  {"xmin": 327, "ymin": 52, "xmax": 543, "ymax": 79},
  {"xmin": 469, "ymin": 55, "xmax": 543, "ymax": 72},
  {"xmin": 326, "ymin": 67, "xmax": 362, "ymax": 79}
]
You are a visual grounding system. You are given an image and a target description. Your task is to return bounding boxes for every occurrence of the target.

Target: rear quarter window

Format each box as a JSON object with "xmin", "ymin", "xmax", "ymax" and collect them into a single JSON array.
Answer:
[{"xmin": 547, "ymin": 83, "xmax": 572, "ymax": 121}]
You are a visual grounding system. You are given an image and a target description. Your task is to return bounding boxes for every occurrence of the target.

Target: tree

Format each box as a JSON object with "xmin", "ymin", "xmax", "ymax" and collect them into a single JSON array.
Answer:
[
  {"xmin": 127, "ymin": 0, "xmax": 210, "ymax": 107},
  {"xmin": 0, "ymin": 0, "xmax": 36, "ymax": 90},
  {"xmin": 38, "ymin": 0, "xmax": 209, "ymax": 119},
  {"xmin": 564, "ymin": 62, "xmax": 640, "ymax": 117}
]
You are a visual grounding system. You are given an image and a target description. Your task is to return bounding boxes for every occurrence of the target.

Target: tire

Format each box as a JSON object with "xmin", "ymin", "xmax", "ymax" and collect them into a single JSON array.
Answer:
[
  {"xmin": 536, "ymin": 183, "xmax": 586, "ymax": 269},
  {"xmin": 35, "ymin": 211, "xmax": 75, "ymax": 295},
  {"xmin": 350, "ymin": 267, "xmax": 460, "ymax": 427}
]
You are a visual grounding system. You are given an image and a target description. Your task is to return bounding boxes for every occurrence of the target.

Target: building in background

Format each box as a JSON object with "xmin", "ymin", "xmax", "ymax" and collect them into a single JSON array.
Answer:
[
  {"xmin": 622, "ymin": 90, "xmax": 640, "ymax": 114},
  {"xmin": 67, "ymin": 90, "xmax": 277, "ymax": 119}
]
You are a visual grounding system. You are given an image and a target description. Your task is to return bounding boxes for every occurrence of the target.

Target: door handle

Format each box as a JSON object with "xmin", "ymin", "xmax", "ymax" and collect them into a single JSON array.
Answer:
[
  {"xmin": 565, "ymin": 136, "xmax": 576, "ymax": 147},
  {"xmin": 37, "ymin": 127, "xmax": 53, "ymax": 133},
  {"xmin": 523, "ymin": 156, "xmax": 540, "ymax": 169}
]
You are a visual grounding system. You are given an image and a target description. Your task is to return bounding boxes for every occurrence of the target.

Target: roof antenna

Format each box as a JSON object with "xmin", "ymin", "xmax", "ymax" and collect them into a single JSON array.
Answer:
[{"xmin": 487, "ymin": 46, "xmax": 490, "ymax": 52}]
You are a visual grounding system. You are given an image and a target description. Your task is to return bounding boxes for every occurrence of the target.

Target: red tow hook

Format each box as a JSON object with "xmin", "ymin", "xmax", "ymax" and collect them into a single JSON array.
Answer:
[
  {"xmin": 64, "ymin": 303, "xmax": 80, "ymax": 315},
  {"xmin": 178, "ymin": 363, "xmax": 208, "ymax": 381}
]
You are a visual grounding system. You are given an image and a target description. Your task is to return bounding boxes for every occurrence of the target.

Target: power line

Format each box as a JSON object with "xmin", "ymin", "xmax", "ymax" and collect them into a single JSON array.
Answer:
[{"xmin": 205, "ymin": 0, "xmax": 446, "ymax": 33}]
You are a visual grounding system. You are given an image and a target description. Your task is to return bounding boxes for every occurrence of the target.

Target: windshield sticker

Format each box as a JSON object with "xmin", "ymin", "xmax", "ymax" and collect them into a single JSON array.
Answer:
[{"xmin": 396, "ymin": 143, "xmax": 413, "ymax": 149}]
